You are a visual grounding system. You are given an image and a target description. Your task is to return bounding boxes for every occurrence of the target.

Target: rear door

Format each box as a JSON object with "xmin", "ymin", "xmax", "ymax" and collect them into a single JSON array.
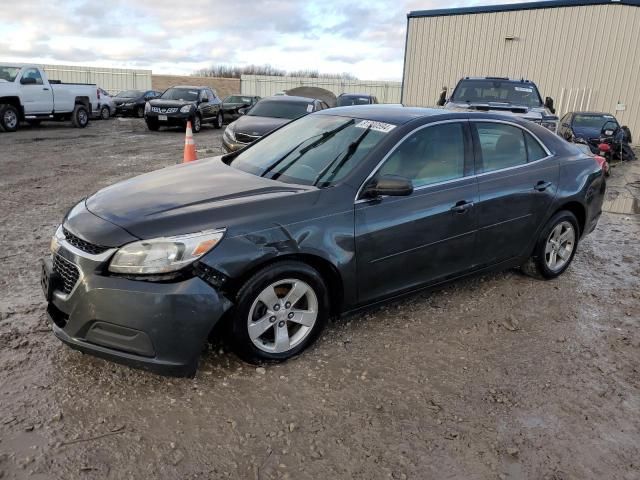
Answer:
[
  {"xmin": 355, "ymin": 120, "xmax": 478, "ymax": 304},
  {"xmin": 471, "ymin": 120, "xmax": 559, "ymax": 267}
]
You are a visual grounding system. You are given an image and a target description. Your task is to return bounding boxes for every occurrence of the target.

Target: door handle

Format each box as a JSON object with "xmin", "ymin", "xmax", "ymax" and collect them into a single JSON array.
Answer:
[
  {"xmin": 534, "ymin": 181, "xmax": 552, "ymax": 192},
  {"xmin": 43, "ymin": 87, "xmax": 49, "ymax": 91},
  {"xmin": 451, "ymin": 200, "xmax": 474, "ymax": 213}
]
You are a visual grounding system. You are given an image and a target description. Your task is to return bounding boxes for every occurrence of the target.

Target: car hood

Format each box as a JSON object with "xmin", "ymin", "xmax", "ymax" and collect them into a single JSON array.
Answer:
[
  {"xmin": 445, "ymin": 101, "xmax": 548, "ymax": 121},
  {"xmin": 232, "ymin": 115, "xmax": 291, "ymax": 136},
  {"xmin": 85, "ymin": 157, "xmax": 316, "ymax": 241},
  {"xmin": 148, "ymin": 99, "xmax": 196, "ymax": 108}
]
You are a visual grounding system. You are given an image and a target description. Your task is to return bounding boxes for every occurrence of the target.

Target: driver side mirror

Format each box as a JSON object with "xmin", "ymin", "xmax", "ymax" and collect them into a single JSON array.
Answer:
[
  {"xmin": 20, "ymin": 77, "xmax": 37, "ymax": 85},
  {"xmin": 362, "ymin": 174, "xmax": 413, "ymax": 199},
  {"xmin": 200, "ymin": 97, "xmax": 209, "ymax": 103},
  {"xmin": 544, "ymin": 97, "xmax": 555, "ymax": 114},
  {"xmin": 436, "ymin": 88, "xmax": 447, "ymax": 107},
  {"xmin": 238, "ymin": 107, "xmax": 248, "ymax": 115}
]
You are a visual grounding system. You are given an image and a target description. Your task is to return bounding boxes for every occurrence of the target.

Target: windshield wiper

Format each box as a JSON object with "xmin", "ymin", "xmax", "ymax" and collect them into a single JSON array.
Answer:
[
  {"xmin": 313, "ymin": 126, "xmax": 371, "ymax": 187},
  {"xmin": 264, "ymin": 119, "xmax": 355, "ymax": 180}
]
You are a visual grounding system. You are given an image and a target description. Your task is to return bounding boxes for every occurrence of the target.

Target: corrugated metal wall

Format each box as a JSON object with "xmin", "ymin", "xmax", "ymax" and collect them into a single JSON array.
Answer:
[
  {"xmin": 241, "ymin": 75, "xmax": 402, "ymax": 103},
  {"xmin": 403, "ymin": 4, "xmax": 640, "ymax": 137},
  {"xmin": 41, "ymin": 64, "xmax": 152, "ymax": 95}
]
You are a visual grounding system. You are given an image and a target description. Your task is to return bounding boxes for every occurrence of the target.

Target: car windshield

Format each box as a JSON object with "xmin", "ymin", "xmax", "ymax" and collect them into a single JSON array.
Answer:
[
  {"xmin": 116, "ymin": 90, "xmax": 142, "ymax": 98},
  {"xmin": 337, "ymin": 96, "xmax": 371, "ymax": 106},
  {"xmin": 0, "ymin": 66, "xmax": 20, "ymax": 82},
  {"xmin": 247, "ymin": 100, "xmax": 312, "ymax": 119},
  {"xmin": 228, "ymin": 114, "xmax": 394, "ymax": 187},
  {"xmin": 224, "ymin": 95, "xmax": 253, "ymax": 104},
  {"xmin": 161, "ymin": 88, "xmax": 199, "ymax": 101},
  {"xmin": 451, "ymin": 80, "xmax": 543, "ymax": 108},
  {"xmin": 573, "ymin": 114, "xmax": 618, "ymax": 129}
]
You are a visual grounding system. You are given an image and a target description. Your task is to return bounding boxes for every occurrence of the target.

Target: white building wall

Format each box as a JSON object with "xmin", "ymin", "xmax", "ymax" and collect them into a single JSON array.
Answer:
[{"xmin": 41, "ymin": 64, "xmax": 152, "ymax": 95}]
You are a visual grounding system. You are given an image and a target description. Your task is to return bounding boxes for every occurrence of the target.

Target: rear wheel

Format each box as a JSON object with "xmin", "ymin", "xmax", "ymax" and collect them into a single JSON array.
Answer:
[
  {"xmin": 214, "ymin": 111, "xmax": 223, "ymax": 129},
  {"xmin": 522, "ymin": 210, "xmax": 579, "ymax": 279},
  {"xmin": 231, "ymin": 261, "xmax": 329, "ymax": 363},
  {"xmin": 0, "ymin": 104, "xmax": 20, "ymax": 132},
  {"xmin": 100, "ymin": 106, "xmax": 110, "ymax": 120},
  {"xmin": 71, "ymin": 105, "xmax": 89, "ymax": 128}
]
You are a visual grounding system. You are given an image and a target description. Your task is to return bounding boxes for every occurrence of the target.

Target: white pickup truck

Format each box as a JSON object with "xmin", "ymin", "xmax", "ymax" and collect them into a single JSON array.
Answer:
[{"xmin": 0, "ymin": 64, "xmax": 100, "ymax": 132}]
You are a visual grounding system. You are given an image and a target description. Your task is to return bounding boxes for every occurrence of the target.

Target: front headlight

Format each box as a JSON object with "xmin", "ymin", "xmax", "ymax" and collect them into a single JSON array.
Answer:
[
  {"xmin": 224, "ymin": 123, "xmax": 236, "ymax": 142},
  {"xmin": 180, "ymin": 105, "xmax": 192, "ymax": 114},
  {"xmin": 109, "ymin": 228, "xmax": 225, "ymax": 275},
  {"xmin": 144, "ymin": 102, "xmax": 150, "ymax": 113},
  {"xmin": 541, "ymin": 121, "xmax": 557, "ymax": 132}
]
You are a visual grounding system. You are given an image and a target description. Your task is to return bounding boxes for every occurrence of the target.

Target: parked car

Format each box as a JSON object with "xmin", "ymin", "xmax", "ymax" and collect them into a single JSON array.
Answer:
[
  {"xmin": 0, "ymin": 64, "xmax": 98, "ymax": 132},
  {"xmin": 222, "ymin": 95, "xmax": 328, "ymax": 152},
  {"xmin": 144, "ymin": 86, "xmax": 223, "ymax": 132},
  {"xmin": 42, "ymin": 106, "xmax": 606, "ymax": 376},
  {"xmin": 222, "ymin": 95, "xmax": 260, "ymax": 123},
  {"xmin": 337, "ymin": 93, "xmax": 379, "ymax": 106},
  {"xmin": 557, "ymin": 111, "xmax": 621, "ymax": 143},
  {"xmin": 439, "ymin": 77, "xmax": 558, "ymax": 132},
  {"xmin": 97, "ymin": 88, "xmax": 115, "ymax": 120},
  {"xmin": 113, "ymin": 90, "xmax": 162, "ymax": 118}
]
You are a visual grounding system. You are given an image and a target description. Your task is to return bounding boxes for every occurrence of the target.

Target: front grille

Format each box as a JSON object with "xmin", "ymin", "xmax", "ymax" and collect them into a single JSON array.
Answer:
[
  {"xmin": 235, "ymin": 132, "xmax": 261, "ymax": 144},
  {"xmin": 63, "ymin": 227, "xmax": 109, "ymax": 255},
  {"xmin": 52, "ymin": 254, "xmax": 80, "ymax": 294},
  {"xmin": 151, "ymin": 107, "xmax": 178, "ymax": 114}
]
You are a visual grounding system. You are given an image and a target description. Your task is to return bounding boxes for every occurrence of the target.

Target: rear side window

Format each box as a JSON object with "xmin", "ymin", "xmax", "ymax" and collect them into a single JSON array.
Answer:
[
  {"xmin": 475, "ymin": 123, "xmax": 527, "ymax": 173},
  {"xmin": 378, "ymin": 122, "xmax": 466, "ymax": 188},
  {"xmin": 525, "ymin": 132, "xmax": 548, "ymax": 161}
]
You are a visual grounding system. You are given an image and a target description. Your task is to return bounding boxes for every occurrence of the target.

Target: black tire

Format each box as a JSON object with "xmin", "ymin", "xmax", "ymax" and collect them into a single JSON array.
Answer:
[
  {"xmin": 0, "ymin": 104, "xmax": 20, "ymax": 132},
  {"xmin": 136, "ymin": 106, "xmax": 145, "ymax": 118},
  {"xmin": 214, "ymin": 111, "xmax": 223, "ymax": 129},
  {"xmin": 192, "ymin": 113, "xmax": 202, "ymax": 133},
  {"xmin": 100, "ymin": 106, "xmax": 110, "ymax": 120},
  {"xmin": 522, "ymin": 210, "xmax": 580, "ymax": 279},
  {"xmin": 71, "ymin": 104, "xmax": 89, "ymax": 128},
  {"xmin": 146, "ymin": 120, "xmax": 160, "ymax": 131},
  {"xmin": 231, "ymin": 261, "xmax": 330, "ymax": 363}
]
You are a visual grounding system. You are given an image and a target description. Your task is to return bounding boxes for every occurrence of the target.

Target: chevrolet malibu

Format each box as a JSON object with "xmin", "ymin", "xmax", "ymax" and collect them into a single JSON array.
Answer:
[{"xmin": 41, "ymin": 106, "xmax": 605, "ymax": 376}]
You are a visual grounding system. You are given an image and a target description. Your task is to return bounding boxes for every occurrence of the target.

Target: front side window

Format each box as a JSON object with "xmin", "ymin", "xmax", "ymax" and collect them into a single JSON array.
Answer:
[
  {"xmin": 228, "ymin": 114, "xmax": 394, "ymax": 187},
  {"xmin": 475, "ymin": 123, "xmax": 528, "ymax": 173},
  {"xmin": 22, "ymin": 68, "xmax": 43, "ymax": 85},
  {"xmin": 378, "ymin": 122, "xmax": 466, "ymax": 188},
  {"xmin": 0, "ymin": 66, "xmax": 20, "ymax": 82}
]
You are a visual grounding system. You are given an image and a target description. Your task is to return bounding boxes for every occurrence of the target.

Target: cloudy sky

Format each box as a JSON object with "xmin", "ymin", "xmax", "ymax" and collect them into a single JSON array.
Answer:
[{"xmin": 2, "ymin": 0, "xmax": 528, "ymax": 80}]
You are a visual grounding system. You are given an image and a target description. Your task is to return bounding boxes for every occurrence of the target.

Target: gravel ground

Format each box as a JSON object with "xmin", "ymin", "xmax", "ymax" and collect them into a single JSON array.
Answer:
[{"xmin": 0, "ymin": 118, "xmax": 639, "ymax": 480}]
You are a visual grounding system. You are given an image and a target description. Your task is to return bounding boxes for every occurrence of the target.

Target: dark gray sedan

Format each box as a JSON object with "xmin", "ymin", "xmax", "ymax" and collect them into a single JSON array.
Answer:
[{"xmin": 41, "ymin": 106, "xmax": 606, "ymax": 376}]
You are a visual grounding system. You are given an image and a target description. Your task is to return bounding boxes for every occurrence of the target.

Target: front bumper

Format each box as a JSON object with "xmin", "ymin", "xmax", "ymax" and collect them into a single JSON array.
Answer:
[
  {"xmin": 145, "ymin": 111, "xmax": 192, "ymax": 126},
  {"xmin": 221, "ymin": 135, "xmax": 249, "ymax": 153},
  {"xmin": 42, "ymin": 229, "xmax": 232, "ymax": 376},
  {"xmin": 115, "ymin": 104, "xmax": 139, "ymax": 115}
]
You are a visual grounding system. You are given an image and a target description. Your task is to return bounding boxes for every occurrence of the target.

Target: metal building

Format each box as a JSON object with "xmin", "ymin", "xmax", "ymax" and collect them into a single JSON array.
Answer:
[
  {"xmin": 41, "ymin": 64, "xmax": 152, "ymax": 95},
  {"xmin": 402, "ymin": 0, "xmax": 640, "ymax": 137}
]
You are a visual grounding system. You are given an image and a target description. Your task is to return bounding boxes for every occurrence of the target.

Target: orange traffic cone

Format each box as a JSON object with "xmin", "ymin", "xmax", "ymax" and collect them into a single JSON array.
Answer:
[{"xmin": 183, "ymin": 120, "xmax": 198, "ymax": 163}]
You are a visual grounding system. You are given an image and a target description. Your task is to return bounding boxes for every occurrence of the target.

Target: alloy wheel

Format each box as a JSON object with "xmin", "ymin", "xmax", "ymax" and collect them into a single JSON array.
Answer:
[
  {"xmin": 247, "ymin": 279, "xmax": 318, "ymax": 354},
  {"xmin": 544, "ymin": 221, "xmax": 575, "ymax": 271},
  {"xmin": 3, "ymin": 109, "xmax": 18, "ymax": 130}
]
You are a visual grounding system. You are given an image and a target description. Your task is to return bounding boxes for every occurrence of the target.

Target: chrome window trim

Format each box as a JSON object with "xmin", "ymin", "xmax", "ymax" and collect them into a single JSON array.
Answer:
[
  {"xmin": 354, "ymin": 119, "xmax": 468, "ymax": 204},
  {"xmin": 354, "ymin": 118, "xmax": 555, "ymax": 204},
  {"xmin": 53, "ymin": 225, "xmax": 118, "ymax": 263}
]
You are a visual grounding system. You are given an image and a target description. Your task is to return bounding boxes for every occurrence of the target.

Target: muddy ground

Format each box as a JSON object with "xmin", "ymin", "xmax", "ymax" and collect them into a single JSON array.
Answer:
[{"xmin": 0, "ymin": 118, "xmax": 639, "ymax": 480}]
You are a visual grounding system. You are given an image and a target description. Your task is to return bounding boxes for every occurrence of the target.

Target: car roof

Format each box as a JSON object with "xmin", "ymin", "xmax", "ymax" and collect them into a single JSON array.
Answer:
[
  {"xmin": 171, "ymin": 85, "xmax": 207, "ymax": 90},
  {"xmin": 460, "ymin": 76, "xmax": 538, "ymax": 85},
  {"xmin": 339, "ymin": 93, "xmax": 373, "ymax": 97},
  {"xmin": 569, "ymin": 111, "xmax": 615, "ymax": 116},
  {"xmin": 261, "ymin": 95, "xmax": 316, "ymax": 103},
  {"xmin": 316, "ymin": 105, "xmax": 550, "ymax": 127}
]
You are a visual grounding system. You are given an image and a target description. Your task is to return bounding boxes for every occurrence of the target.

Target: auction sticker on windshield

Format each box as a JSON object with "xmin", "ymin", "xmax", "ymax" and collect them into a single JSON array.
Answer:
[
  {"xmin": 515, "ymin": 87, "xmax": 533, "ymax": 93},
  {"xmin": 355, "ymin": 120, "xmax": 396, "ymax": 133}
]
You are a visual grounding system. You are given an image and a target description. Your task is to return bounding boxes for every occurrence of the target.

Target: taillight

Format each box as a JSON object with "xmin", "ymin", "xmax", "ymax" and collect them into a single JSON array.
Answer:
[
  {"xmin": 598, "ymin": 143, "xmax": 610, "ymax": 152},
  {"xmin": 594, "ymin": 155, "xmax": 607, "ymax": 171}
]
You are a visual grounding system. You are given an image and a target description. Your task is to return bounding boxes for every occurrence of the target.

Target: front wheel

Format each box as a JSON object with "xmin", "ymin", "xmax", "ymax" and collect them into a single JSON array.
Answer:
[
  {"xmin": 136, "ymin": 106, "xmax": 145, "ymax": 118},
  {"xmin": 146, "ymin": 120, "xmax": 160, "ymax": 131},
  {"xmin": 192, "ymin": 113, "xmax": 202, "ymax": 133},
  {"xmin": 0, "ymin": 104, "xmax": 20, "ymax": 132},
  {"xmin": 522, "ymin": 210, "xmax": 579, "ymax": 279},
  {"xmin": 231, "ymin": 261, "xmax": 329, "ymax": 363},
  {"xmin": 71, "ymin": 105, "xmax": 89, "ymax": 128}
]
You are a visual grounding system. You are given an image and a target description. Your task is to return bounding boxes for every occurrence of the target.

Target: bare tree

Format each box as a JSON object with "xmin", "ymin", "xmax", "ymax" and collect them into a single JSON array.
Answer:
[{"xmin": 193, "ymin": 65, "xmax": 358, "ymax": 80}]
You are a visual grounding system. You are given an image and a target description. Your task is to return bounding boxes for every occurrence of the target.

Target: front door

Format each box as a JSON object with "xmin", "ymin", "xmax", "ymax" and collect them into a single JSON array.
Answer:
[
  {"xmin": 471, "ymin": 121, "xmax": 559, "ymax": 267},
  {"xmin": 355, "ymin": 120, "xmax": 479, "ymax": 304},
  {"xmin": 19, "ymin": 68, "xmax": 52, "ymax": 114}
]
